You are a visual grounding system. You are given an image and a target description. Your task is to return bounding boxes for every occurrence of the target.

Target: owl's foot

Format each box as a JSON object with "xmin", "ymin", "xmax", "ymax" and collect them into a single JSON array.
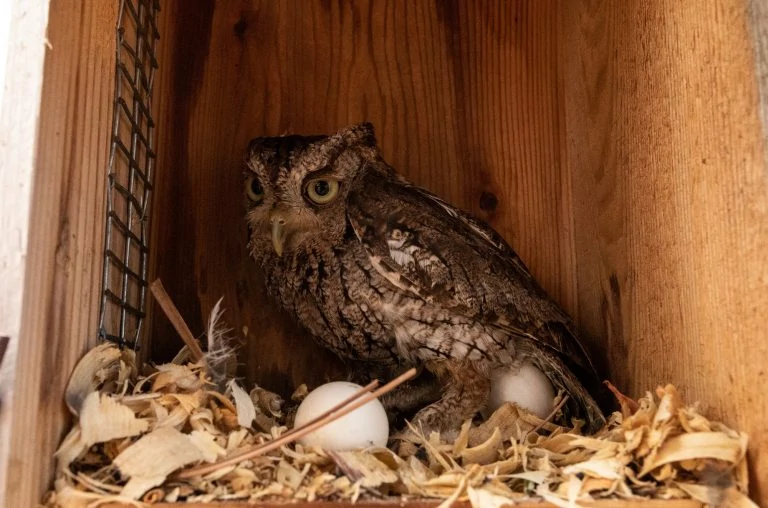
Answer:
[
  {"xmin": 348, "ymin": 363, "xmax": 442, "ymax": 425},
  {"xmin": 379, "ymin": 370, "xmax": 442, "ymax": 415},
  {"xmin": 410, "ymin": 362, "xmax": 490, "ymax": 435}
]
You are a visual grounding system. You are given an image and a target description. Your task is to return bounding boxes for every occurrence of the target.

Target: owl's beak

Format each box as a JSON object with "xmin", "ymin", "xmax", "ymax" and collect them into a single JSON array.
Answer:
[{"xmin": 270, "ymin": 212, "xmax": 288, "ymax": 257}]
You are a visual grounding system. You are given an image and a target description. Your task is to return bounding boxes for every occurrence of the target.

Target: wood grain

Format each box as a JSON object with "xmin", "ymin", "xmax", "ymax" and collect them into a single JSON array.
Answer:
[
  {"xmin": 149, "ymin": 0, "xmax": 585, "ymax": 397},
  {"xmin": 0, "ymin": 0, "xmax": 52, "ymax": 504},
  {"xmin": 0, "ymin": 1, "xmax": 118, "ymax": 506},
  {"xmin": 748, "ymin": 0, "xmax": 768, "ymax": 154},
  {"xmin": 560, "ymin": 0, "xmax": 768, "ymax": 504}
]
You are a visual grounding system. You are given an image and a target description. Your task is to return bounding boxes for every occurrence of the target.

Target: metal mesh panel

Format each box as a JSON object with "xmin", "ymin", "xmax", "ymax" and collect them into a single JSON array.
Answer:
[{"xmin": 99, "ymin": 0, "xmax": 160, "ymax": 349}]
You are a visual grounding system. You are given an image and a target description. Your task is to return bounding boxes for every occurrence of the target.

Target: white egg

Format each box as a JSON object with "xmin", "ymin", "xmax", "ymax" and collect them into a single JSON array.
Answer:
[
  {"xmin": 486, "ymin": 362, "xmax": 555, "ymax": 419},
  {"xmin": 293, "ymin": 381, "xmax": 389, "ymax": 451}
]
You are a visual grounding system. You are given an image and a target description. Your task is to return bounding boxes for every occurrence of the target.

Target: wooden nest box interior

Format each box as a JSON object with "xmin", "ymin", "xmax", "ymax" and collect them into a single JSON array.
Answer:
[{"xmin": 1, "ymin": 0, "xmax": 767, "ymax": 506}]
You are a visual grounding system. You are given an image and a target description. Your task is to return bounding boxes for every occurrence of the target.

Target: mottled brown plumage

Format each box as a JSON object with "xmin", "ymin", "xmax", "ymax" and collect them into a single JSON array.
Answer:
[{"xmin": 244, "ymin": 123, "xmax": 606, "ymax": 433}]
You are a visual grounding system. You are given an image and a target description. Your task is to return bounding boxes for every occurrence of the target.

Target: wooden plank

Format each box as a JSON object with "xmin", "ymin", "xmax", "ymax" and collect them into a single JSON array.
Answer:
[
  {"xmin": 748, "ymin": 0, "xmax": 768, "ymax": 156},
  {"xmin": 0, "ymin": 0, "xmax": 52, "ymax": 504},
  {"xmin": 105, "ymin": 499, "xmax": 703, "ymax": 508},
  {"xmin": 149, "ymin": 0, "xmax": 587, "ymax": 398},
  {"xmin": 560, "ymin": 0, "xmax": 768, "ymax": 505},
  {"xmin": 0, "ymin": 1, "xmax": 119, "ymax": 506}
]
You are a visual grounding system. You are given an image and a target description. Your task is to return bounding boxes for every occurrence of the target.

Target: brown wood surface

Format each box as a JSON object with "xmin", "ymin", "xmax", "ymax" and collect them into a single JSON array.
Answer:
[
  {"xmin": 560, "ymin": 1, "xmax": 768, "ymax": 505},
  {"xmin": 0, "ymin": 1, "xmax": 119, "ymax": 507},
  {"xmin": 749, "ymin": 0, "xmax": 768, "ymax": 152},
  {"xmin": 0, "ymin": 0, "xmax": 53, "ymax": 504},
  {"xmin": 149, "ymin": 0, "xmax": 584, "ymax": 393},
  {"xmin": 105, "ymin": 499, "xmax": 702, "ymax": 508}
]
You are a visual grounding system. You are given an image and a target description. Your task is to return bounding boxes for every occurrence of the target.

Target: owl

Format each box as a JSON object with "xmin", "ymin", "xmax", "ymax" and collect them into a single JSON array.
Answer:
[{"xmin": 244, "ymin": 123, "xmax": 606, "ymax": 433}]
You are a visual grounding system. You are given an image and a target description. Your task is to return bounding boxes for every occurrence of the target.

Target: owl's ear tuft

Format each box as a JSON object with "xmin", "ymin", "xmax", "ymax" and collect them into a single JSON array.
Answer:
[
  {"xmin": 246, "ymin": 137, "xmax": 269, "ymax": 161},
  {"xmin": 339, "ymin": 122, "xmax": 377, "ymax": 148}
]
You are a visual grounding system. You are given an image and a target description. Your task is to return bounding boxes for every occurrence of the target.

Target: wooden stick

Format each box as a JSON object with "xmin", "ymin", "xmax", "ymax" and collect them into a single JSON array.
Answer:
[
  {"xmin": 177, "ymin": 367, "xmax": 417, "ymax": 479},
  {"xmin": 149, "ymin": 279, "xmax": 204, "ymax": 361}
]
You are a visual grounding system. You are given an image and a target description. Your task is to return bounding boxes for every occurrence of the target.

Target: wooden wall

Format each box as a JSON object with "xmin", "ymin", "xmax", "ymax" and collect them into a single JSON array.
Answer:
[
  {"xmin": 561, "ymin": 1, "xmax": 768, "ymax": 504},
  {"xmin": 0, "ymin": 2, "xmax": 118, "ymax": 506},
  {"xmin": 0, "ymin": 1, "xmax": 51, "ymax": 505},
  {"xmin": 149, "ymin": 0, "xmax": 768, "ymax": 503}
]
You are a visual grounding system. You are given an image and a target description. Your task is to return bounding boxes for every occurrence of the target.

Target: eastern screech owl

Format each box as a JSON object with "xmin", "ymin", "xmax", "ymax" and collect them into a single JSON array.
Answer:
[{"xmin": 244, "ymin": 123, "xmax": 606, "ymax": 433}]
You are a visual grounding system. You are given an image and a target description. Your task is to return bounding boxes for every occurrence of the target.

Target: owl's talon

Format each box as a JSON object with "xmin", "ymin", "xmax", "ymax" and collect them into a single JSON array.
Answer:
[
  {"xmin": 407, "ymin": 362, "xmax": 491, "ymax": 435},
  {"xmin": 411, "ymin": 405, "xmax": 443, "ymax": 433}
]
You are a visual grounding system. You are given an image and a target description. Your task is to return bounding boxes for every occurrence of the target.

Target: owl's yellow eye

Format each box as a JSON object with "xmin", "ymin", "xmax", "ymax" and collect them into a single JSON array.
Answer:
[
  {"xmin": 305, "ymin": 178, "xmax": 340, "ymax": 205},
  {"xmin": 246, "ymin": 175, "xmax": 265, "ymax": 204}
]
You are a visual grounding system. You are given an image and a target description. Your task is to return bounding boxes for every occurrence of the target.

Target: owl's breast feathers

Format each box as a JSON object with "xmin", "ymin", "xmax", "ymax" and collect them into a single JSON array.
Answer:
[
  {"xmin": 265, "ymin": 247, "xmax": 395, "ymax": 365},
  {"xmin": 347, "ymin": 170, "xmax": 595, "ymax": 370}
]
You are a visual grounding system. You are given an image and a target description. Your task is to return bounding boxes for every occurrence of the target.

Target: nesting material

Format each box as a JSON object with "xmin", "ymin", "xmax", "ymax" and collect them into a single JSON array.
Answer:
[
  {"xmin": 44, "ymin": 339, "xmax": 756, "ymax": 508},
  {"xmin": 45, "ymin": 289, "xmax": 755, "ymax": 507}
]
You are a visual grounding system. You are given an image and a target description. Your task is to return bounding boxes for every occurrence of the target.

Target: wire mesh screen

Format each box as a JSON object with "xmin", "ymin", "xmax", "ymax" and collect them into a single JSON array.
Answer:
[{"xmin": 99, "ymin": 0, "xmax": 160, "ymax": 349}]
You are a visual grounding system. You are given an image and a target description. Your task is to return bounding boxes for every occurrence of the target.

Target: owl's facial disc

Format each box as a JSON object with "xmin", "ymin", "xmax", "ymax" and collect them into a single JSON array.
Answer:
[{"xmin": 245, "ymin": 127, "xmax": 375, "ymax": 259}]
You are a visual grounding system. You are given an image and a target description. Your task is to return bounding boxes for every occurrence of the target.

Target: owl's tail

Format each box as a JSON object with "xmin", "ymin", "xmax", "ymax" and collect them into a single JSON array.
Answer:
[{"xmin": 529, "ymin": 350, "xmax": 608, "ymax": 434}]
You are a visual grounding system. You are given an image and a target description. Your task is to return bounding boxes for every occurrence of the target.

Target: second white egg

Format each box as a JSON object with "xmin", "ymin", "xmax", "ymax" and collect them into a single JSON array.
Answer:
[{"xmin": 486, "ymin": 362, "xmax": 555, "ymax": 419}]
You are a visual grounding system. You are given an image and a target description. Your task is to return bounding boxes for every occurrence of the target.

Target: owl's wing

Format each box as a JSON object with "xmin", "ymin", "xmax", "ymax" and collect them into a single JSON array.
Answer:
[{"xmin": 347, "ymin": 171, "xmax": 596, "ymax": 375}]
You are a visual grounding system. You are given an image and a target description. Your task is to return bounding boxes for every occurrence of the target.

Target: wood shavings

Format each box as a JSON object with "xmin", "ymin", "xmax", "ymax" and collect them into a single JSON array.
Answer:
[
  {"xmin": 47, "ymin": 337, "xmax": 757, "ymax": 507},
  {"xmin": 188, "ymin": 430, "xmax": 227, "ymax": 462},
  {"xmin": 47, "ymin": 482, "xmax": 145, "ymax": 508},
  {"xmin": 327, "ymin": 449, "xmax": 399, "ymax": 487},
  {"xmin": 113, "ymin": 426, "xmax": 207, "ymax": 499},
  {"xmin": 250, "ymin": 386, "xmax": 284, "ymax": 417},
  {"xmin": 80, "ymin": 392, "xmax": 149, "ymax": 446},
  {"xmin": 639, "ymin": 432, "xmax": 746, "ymax": 476},
  {"xmin": 65, "ymin": 343, "xmax": 134, "ymax": 415},
  {"xmin": 459, "ymin": 427, "xmax": 502, "ymax": 465},
  {"xmin": 467, "ymin": 485, "xmax": 524, "ymax": 508},
  {"xmin": 152, "ymin": 363, "xmax": 205, "ymax": 392},
  {"xmin": 227, "ymin": 379, "xmax": 256, "ymax": 429},
  {"xmin": 54, "ymin": 428, "xmax": 88, "ymax": 473}
]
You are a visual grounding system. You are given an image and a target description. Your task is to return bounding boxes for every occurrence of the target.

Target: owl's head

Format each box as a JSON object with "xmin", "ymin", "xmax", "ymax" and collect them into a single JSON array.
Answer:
[{"xmin": 244, "ymin": 122, "xmax": 379, "ymax": 260}]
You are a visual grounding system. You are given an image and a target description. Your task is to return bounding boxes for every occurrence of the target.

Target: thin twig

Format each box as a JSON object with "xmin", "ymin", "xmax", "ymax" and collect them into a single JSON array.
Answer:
[
  {"xmin": 177, "ymin": 368, "xmax": 417, "ymax": 479},
  {"xmin": 526, "ymin": 394, "xmax": 570, "ymax": 438},
  {"xmin": 149, "ymin": 279, "xmax": 204, "ymax": 361}
]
